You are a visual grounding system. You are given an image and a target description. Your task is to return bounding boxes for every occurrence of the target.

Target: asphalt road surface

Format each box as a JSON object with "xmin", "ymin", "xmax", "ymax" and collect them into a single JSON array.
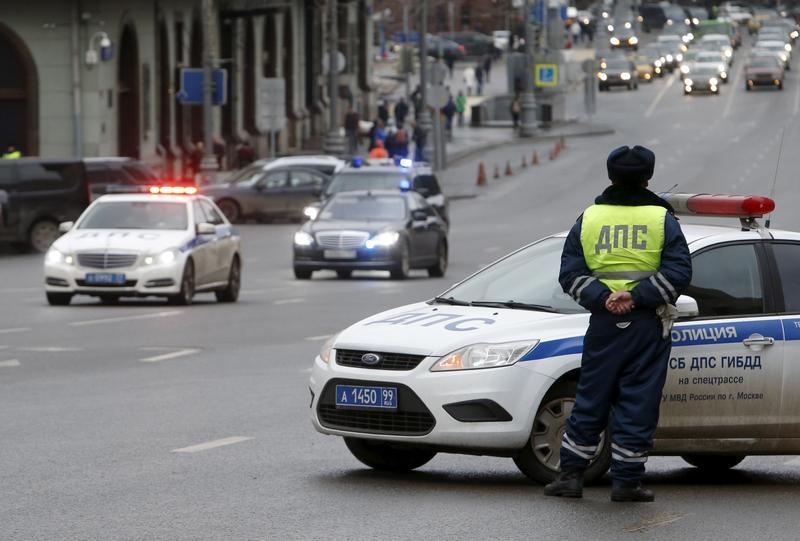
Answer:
[{"xmin": 4, "ymin": 45, "xmax": 800, "ymax": 540}]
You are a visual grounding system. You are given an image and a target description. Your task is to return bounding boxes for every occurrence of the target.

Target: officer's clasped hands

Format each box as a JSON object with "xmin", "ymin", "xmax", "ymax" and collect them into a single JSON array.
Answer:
[{"xmin": 605, "ymin": 291, "xmax": 635, "ymax": 315}]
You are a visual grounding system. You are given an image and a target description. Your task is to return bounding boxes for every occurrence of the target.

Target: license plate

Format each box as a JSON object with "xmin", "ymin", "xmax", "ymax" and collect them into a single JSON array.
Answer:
[
  {"xmin": 84, "ymin": 273, "xmax": 126, "ymax": 285},
  {"xmin": 335, "ymin": 385, "xmax": 398, "ymax": 410},
  {"xmin": 324, "ymin": 249, "xmax": 357, "ymax": 259}
]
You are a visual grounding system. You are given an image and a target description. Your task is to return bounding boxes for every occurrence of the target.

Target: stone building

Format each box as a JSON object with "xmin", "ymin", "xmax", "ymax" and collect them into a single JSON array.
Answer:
[{"xmin": 0, "ymin": 0, "xmax": 375, "ymax": 177}]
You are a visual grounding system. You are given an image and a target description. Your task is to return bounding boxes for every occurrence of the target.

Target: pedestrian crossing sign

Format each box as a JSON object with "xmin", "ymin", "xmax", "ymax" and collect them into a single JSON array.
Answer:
[{"xmin": 535, "ymin": 64, "xmax": 558, "ymax": 88}]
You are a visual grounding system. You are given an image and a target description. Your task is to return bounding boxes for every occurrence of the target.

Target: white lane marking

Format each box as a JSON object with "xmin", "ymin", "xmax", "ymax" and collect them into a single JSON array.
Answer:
[
  {"xmin": 171, "ymin": 436, "xmax": 253, "ymax": 453},
  {"xmin": 70, "ymin": 310, "xmax": 182, "ymax": 327},
  {"xmin": 723, "ymin": 64, "xmax": 742, "ymax": 119},
  {"xmin": 0, "ymin": 327, "xmax": 31, "ymax": 335},
  {"xmin": 139, "ymin": 347, "xmax": 201, "ymax": 363},
  {"xmin": 785, "ymin": 457, "xmax": 800, "ymax": 467},
  {"xmin": 0, "ymin": 359, "xmax": 21, "ymax": 368},
  {"xmin": 644, "ymin": 74, "xmax": 676, "ymax": 118},
  {"xmin": 305, "ymin": 334, "xmax": 332, "ymax": 341},
  {"xmin": 273, "ymin": 298, "xmax": 304, "ymax": 305},
  {"xmin": 0, "ymin": 287, "xmax": 40, "ymax": 294},
  {"xmin": 17, "ymin": 346, "xmax": 85, "ymax": 352}
]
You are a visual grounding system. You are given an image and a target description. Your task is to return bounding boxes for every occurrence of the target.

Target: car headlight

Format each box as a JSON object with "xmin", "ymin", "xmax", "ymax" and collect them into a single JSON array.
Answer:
[
  {"xmin": 780, "ymin": 53, "xmax": 788, "ymax": 61},
  {"xmin": 597, "ymin": 72, "xmax": 607, "ymax": 81},
  {"xmin": 629, "ymin": 36, "xmax": 639, "ymax": 45},
  {"xmin": 624, "ymin": 22, "xmax": 632, "ymax": 29},
  {"xmin": 666, "ymin": 54, "xmax": 674, "ymax": 62},
  {"xmin": 654, "ymin": 59, "xmax": 662, "ymax": 67},
  {"xmin": 684, "ymin": 78, "xmax": 693, "ymax": 86},
  {"xmin": 620, "ymin": 72, "xmax": 631, "ymax": 80},
  {"xmin": 680, "ymin": 64, "xmax": 690, "ymax": 74},
  {"xmin": 676, "ymin": 52, "xmax": 684, "ymax": 61},
  {"xmin": 365, "ymin": 231, "xmax": 399, "ymax": 249},
  {"xmin": 430, "ymin": 340, "xmax": 539, "ymax": 372},
  {"xmin": 303, "ymin": 206, "xmax": 319, "ymax": 220},
  {"xmin": 319, "ymin": 333, "xmax": 340, "ymax": 364},
  {"xmin": 725, "ymin": 49, "xmax": 732, "ymax": 57},
  {"xmin": 144, "ymin": 249, "xmax": 179, "ymax": 265},
  {"xmin": 785, "ymin": 43, "xmax": 792, "ymax": 52},
  {"xmin": 46, "ymin": 248, "xmax": 74, "ymax": 265},
  {"xmin": 294, "ymin": 231, "xmax": 314, "ymax": 246},
  {"xmin": 610, "ymin": 37, "xmax": 620, "ymax": 45},
  {"xmin": 607, "ymin": 24, "xmax": 614, "ymax": 32},
  {"xmin": 710, "ymin": 77, "xmax": 718, "ymax": 85}
]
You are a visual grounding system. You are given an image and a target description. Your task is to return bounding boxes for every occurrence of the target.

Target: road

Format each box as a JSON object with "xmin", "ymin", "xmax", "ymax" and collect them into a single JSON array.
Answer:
[{"xmin": 3, "ymin": 45, "xmax": 800, "ymax": 540}]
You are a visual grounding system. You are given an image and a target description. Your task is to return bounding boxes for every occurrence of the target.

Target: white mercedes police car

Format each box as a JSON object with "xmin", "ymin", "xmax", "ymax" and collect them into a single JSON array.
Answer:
[
  {"xmin": 310, "ymin": 193, "xmax": 800, "ymax": 483},
  {"xmin": 44, "ymin": 187, "xmax": 242, "ymax": 306}
]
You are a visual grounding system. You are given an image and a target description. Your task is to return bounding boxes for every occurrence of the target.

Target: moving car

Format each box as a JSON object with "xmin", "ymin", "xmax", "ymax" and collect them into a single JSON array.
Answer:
[
  {"xmin": 43, "ymin": 190, "xmax": 242, "ymax": 306},
  {"xmin": 597, "ymin": 57, "xmax": 637, "ymax": 90},
  {"xmin": 698, "ymin": 34, "xmax": 735, "ymax": 65},
  {"xmin": 632, "ymin": 54, "xmax": 655, "ymax": 81},
  {"xmin": 744, "ymin": 55, "xmax": 785, "ymax": 90},
  {"xmin": 201, "ymin": 166, "xmax": 330, "ymax": 223},
  {"xmin": 753, "ymin": 40, "xmax": 792, "ymax": 69},
  {"xmin": 609, "ymin": 23, "xmax": 639, "ymax": 50},
  {"xmin": 656, "ymin": 34, "xmax": 686, "ymax": 70},
  {"xmin": 681, "ymin": 50, "xmax": 729, "ymax": 82},
  {"xmin": 639, "ymin": 43, "xmax": 667, "ymax": 76},
  {"xmin": 292, "ymin": 190, "xmax": 448, "ymax": 280},
  {"xmin": 309, "ymin": 193, "xmax": 800, "ymax": 483},
  {"xmin": 683, "ymin": 63, "xmax": 722, "ymax": 94}
]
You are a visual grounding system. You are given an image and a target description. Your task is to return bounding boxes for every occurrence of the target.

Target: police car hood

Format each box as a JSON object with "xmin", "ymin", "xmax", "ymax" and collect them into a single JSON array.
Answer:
[
  {"xmin": 57, "ymin": 229, "xmax": 192, "ymax": 254},
  {"xmin": 335, "ymin": 301, "xmax": 589, "ymax": 357}
]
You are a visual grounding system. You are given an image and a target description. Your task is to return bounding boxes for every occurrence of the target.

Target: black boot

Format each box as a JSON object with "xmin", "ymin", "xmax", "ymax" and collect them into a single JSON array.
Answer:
[
  {"xmin": 611, "ymin": 484, "xmax": 654, "ymax": 502},
  {"xmin": 544, "ymin": 471, "xmax": 584, "ymax": 498}
]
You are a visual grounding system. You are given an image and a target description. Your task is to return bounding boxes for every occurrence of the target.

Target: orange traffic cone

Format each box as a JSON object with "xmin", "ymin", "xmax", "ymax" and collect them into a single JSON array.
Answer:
[
  {"xmin": 476, "ymin": 162, "xmax": 487, "ymax": 186},
  {"xmin": 493, "ymin": 164, "xmax": 500, "ymax": 179},
  {"xmin": 521, "ymin": 155, "xmax": 528, "ymax": 169},
  {"xmin": 532, "ymin": 150, "xmax": 539, "ymax": 165},
  {"xmin": 505, "ymin": 161, "xmax": 513, "ymax": 176}
]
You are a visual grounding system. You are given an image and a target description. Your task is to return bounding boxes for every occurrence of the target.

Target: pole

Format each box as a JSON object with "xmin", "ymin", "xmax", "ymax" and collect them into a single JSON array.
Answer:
[
  {"xmin": 520, "ymin": 0, "xmax": 538, "ymax": 137},
  {"xmin": 417, "ymin": 0, "xmax": 434, "ymax": 164},
  {"xmin": 70, "ymin": 2, "xmax": 83, "ymax": 158},
  {"xmin": 403, "ymin": 4, "xmax": 411, "ymax": 103},
  {"xmin": 200, "ymin": 0, "xmax": 218, "ymax": 181},
  {"xmin": 324, "ymin": 0, "xmax": 345, "ymax": 155}
]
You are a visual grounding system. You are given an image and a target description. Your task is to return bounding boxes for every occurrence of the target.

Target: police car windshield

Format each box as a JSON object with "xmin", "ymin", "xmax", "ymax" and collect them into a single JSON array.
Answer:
[
  {"xmin": 319, "ymin": 195, "xmax": 406, "ymax": 221},
  {"xmin": 442, "ymin": 237, "xmax": 586, "ymax": 313},
  {"xmin": 326, "ymin": 172, "xmax": 407, "ymax": 196},
  {"xmin": 78, "ymin": 201, "xmax": 188, "ymax": 230}
]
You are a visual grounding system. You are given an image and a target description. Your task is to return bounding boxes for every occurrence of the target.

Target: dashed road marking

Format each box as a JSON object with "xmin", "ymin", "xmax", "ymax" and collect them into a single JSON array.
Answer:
[
  {"xmin": 273, "ymin": 298, "xmax": 305, "ymax": 305},
  {"xmin": 171, "ymin": 436, "xmax": 254, "ymax": 453},
  {"xmin": 17, "ymin": 346, "xmax": 85, "ymax": 352},
  {"xmin": 723, "ymin": 63, "xmax": 742, "ymax": 118},
  {"xmin": 70, "ymin": 311, "xmax": 182, "ymax": 327},
  {"xmin": 305, "ymin": 334, "xmax": 332, "ymax": 341},
  {"xmin": 0, "ymin": 327, "xmax": 31, "ymax": 335},
  {"xmin": 139, "ymin": 347, "xmax": 201, "ymax": 363},
  {"xmin": 0, "ymin": 359, "xmax": 20, "ymax": 368}
]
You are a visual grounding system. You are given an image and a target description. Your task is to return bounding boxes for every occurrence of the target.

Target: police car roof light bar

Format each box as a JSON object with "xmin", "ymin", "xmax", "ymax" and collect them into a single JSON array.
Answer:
[
  {"xmin": 661, "ymin": 193, "xmax": 775, "ymax": 218},
  {"xmin": 148, "ymin": 186, "xmax": 198, "ymax": 195}
]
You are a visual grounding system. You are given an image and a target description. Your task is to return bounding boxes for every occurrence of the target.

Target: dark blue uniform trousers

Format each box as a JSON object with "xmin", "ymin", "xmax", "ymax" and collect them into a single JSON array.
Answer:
[{"xmin": 559, "ymin": 313, "xmax": 670, "ymax": 486}]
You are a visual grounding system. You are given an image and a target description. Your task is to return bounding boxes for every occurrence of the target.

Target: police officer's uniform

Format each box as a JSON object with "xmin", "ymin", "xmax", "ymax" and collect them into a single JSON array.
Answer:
[{"xmin": 545, "ymin": 145, "xmax": 692, "ymax": 502}]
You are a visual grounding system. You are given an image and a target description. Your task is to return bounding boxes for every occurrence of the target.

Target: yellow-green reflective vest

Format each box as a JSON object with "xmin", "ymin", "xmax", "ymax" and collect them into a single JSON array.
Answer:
[
  {"xmin": 2, "ymin": 151, "xmax": 21, "ymax": 159},
  {"xmin": 579, "ymin": 204, "xmax": 666, "ymax": 293}
]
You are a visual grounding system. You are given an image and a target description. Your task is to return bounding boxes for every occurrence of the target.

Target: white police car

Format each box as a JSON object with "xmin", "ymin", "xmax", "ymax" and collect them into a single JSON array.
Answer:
[
  {"xmin": 310, "ymin": 193, "xmax": 800, "ymax": 482},
  {"xmin": 44, "ymin": 187, "xmax": 242, "ymax": 306}
]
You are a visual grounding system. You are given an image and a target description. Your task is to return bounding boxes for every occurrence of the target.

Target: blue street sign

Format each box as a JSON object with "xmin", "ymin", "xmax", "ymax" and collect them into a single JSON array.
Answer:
[
  {"xmin": 177, "ymin": 68, "xmax": 227, "ymax": 105},
  {"xmin": 531, "ymin": 1, "xmax": 545, "ymax": 23},
  {"xmin": 535, "ymin": 63, "xmax": 559, "ymax": 87}
]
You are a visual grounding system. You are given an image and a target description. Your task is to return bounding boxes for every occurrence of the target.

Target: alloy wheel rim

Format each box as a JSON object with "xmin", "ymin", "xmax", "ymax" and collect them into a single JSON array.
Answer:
[{"xmin": 532, "ymin": 397, "xmax": 574, "ymax": 472}]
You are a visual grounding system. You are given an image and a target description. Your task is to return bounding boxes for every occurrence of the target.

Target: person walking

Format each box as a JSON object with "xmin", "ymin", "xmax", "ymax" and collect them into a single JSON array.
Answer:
[
  {"xmin": 344, "ymin": 104, "xmax": 361, "ymax": 156},
  {"xmin": 482, "ymin": 54, "xmax": 492, "ymax": 83},
  {"xmin": 441, "ymin": 93, "xmax": 457, "ymax": 141},
  {"xmin": 462, "ymin": 65, "xmax": 476, "ymax": 96},
  {"xmin": 394, "ymin": 97, "xmax": 409, "ymax": 128},
  {"xmin": 377, "ymin": 100, "xmax": 390, "ymax": 126},
  {"xmin": 570, "ymin": 20, "xmax": 582, "ymax": 47},
  {"xmin": 475, "ymin": 63, "xmax": 484, "ymax": 96},
  {"xmin": 545, "ymin": 145, "xmax": 692, "ymax": 502},
  {"xmin": 510, "ymin": 94, "xmax": 521, "ymax": 129},
  {"xmin": 455, "ymin": 90, "xmax": 467, "ymax": 127}
]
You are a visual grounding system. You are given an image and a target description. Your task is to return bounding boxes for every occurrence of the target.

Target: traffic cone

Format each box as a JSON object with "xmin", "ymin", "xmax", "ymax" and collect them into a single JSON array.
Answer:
[
  {"xmin": 521, "ymin": 154, "xmax": 528, "ymax": 169},
  {"xmin": 493, "ymin": 164, "xmax": 500, "ymax": 179},
  {"xmin": 532, "ymin": 150, "xmax": 539, "ymax": 165},
  {"xmin": 476, "ymin": 162, "xmax": 487, "ymax": 186},
  {"xmin": 505, "ymin": 161, "xmax": 513, "ymax": 176}
]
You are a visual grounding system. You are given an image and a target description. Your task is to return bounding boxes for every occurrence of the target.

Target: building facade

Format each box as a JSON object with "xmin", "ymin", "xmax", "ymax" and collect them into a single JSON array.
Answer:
[{"xmin": 0, "ymin": 0, "xmax": 375, "ymax": 176}]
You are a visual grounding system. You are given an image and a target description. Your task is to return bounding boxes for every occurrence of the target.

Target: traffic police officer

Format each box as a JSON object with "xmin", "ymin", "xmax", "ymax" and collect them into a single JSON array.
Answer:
[{"xmin": 545, "ymin": 145, "xmax": 692, "ymax": 502}]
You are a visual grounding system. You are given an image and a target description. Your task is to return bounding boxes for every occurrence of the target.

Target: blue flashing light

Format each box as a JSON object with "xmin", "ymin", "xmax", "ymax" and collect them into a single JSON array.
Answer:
[
  {"xmin": 352, "ymin": 157, "xmax": 364, "ymax": 168},
  {"xmin": 399, "ymin": 179, "xmax": 411, "ymax": 192},
  {"xmin": 399, "ymin": 158, "xmax": 413, "ymax": 168}
]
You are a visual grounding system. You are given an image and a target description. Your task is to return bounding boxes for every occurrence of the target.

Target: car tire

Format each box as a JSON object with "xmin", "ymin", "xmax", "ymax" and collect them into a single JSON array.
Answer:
[
  {"xmin": 216, "ymin": 199, "xmax": 241, "ymax": 223},
  {"xmin": 344, "ymin": 437, "xmax": 436, "ymax": 472},
  {"xmin": 513, "ymin": 380, "xmax": 611, "ymax": 485},
  {"xmin": 215, "ymin": 256, "xmax": 241, "ymax": 303},
  {"xmin": 778, "ymin": 81, "xmax": 784, "ymax": 90},
  {"xmin": 681, "ymin": 454, "xmax": 745, "ymax": 471},
  {"xmin": 336, "ymin": 270, "xmax": 352, "ymax": 279},
  {"xmin": 168, "ymin": 259, "xmax": 195, "ymax": 306},
  {"xmin": 745, "ymin": 84, "xmax": 751, "ymax": 91},
  {"xmin": 427, "ymin": 240, "xmax": 448, "ymax": 278},
  {"xmin": 29, "ymin": 220, "xmax": 60, "ymax": 253},
  {"xmin": 390, "ymin": 242, "xmax": 411, "ymax": 280},
  {"xmin": 294, "ymin": 267, "xmax": 312, "ymax": 280},
  {"xmin": 46, "ymin": 292, "xmax": 72, "ymax": 306}
]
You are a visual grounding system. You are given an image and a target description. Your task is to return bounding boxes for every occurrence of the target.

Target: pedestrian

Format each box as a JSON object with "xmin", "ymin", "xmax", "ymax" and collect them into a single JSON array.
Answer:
[
  {"xmin": 441, "ymin": 93, "xmax": 457, "ymax": 140},
  {"xmin": 455, "ymin": 90, "xmax": 466, "ymax": 127},
  {"xmin": 570, "ymin": 20, "xmax": 582, "ymax": 46},
  {"xmin": 368, "ymin": 139, "xmax": 389, "ymax": 159},
  {"xmin": 411, "ymin": 85, "xmax": 422, "ymax": 118},
  {"xmin": 545, "ymin": 145, "xmax": 692, "ymax": 503},
  {"xmin": 393, "ymin": 125, "xmax": 409, "ymax": 158},
  {"xmin": 482, "ymin": 54, "xmax": 492, "ymax": 84},
  {"xmin": 369, "ymin": 119, "xmax": 387, "ymax": 151},
  {"xmin": 377, "ymin": 100, "xmax": 390, "ymax": 126},
  {"xmin": 445, "ymin": 55, "xmax": 455, "ymax": 79},
  {"xmin": 212, "ymin": 136, "xmax": 226, "ymax": 170},
  {"xmin": 475, "ymin": 64, "xmax": 484, "ymax": 95},
  {"xmin": 510, "ymin": 94, "xmax": 521, "ymax": 128},
  {"xmin": 344, "ymin": 103, "xmax": 361, "ymax": 156},
  {"xmin": 462, "ymin": 66, "xmax": 476, "ymax": 96},
  {"xmin": 394, "ymin": 97, "xmax": 409, "ymax": 128},
  {"xmin": 412, "ymin": 123, "xmax": 427, "ymax": 162},
  {"xmin": 235, "ymin": 138, "xmax": 255, "ymax": 169},
  {"xmin": 2, "ymin": 144, "xmax": 21, "ymax": 159}
]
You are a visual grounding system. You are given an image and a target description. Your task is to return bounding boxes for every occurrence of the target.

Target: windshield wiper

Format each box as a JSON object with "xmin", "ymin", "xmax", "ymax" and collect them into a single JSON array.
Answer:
[
  {"xmin": 469, "ymin": 300, "xmax": 558, "ymax": 313},
  {"xmin": 429, "ymin": 296, "xmax": 471, "ymax": 306}
]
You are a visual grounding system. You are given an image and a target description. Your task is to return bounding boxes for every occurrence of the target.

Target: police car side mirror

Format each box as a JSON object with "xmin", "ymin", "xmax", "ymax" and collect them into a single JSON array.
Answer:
[
  {"xmin": 196, "ymin": 222, "xmax": 215, "ymax": 235},
  {"xmin": 411, "ymin": 210, "xmax": 428, "ymax": 222},
  {"xmin": 676, "ymin": 294, "xmax": 699, "ymax": 318},
  {"xmin": 58, "ymin": 221, "xmax": 74, "ymax": 233}
]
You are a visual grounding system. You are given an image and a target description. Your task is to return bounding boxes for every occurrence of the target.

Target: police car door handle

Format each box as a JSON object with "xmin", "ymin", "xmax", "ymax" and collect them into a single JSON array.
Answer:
[{"xmin": 742, "ymin": 334, "xmax": 775, "ymax": 347}]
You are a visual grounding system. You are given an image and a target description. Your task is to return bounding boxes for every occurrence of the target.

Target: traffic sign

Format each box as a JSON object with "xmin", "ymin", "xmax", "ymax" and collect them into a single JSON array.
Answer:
[
  {"xmin": 257, "ymin": 77, "xmax": 286, "ymax": 132},
  {"xmin": 534, "ymin": 63, "xmax": 558, "ymax": 87},
  {"xmin": 176, "ymin": 68, "xmax": 227, "ymax": 105}
]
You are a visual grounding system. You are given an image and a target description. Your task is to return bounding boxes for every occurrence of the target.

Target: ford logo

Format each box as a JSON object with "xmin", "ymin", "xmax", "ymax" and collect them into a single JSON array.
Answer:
[{"xmin": 361, "ymin": 353, "xmax": 381, "ymax": 365}]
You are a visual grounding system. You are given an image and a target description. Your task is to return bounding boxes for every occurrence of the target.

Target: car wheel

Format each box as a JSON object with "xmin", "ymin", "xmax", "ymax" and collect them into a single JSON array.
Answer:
[
  {"xmin": 29, "ymin": 220, "xmax": 60, "ymax": 253},
  {"xmin": 513, "ymin": 380, "xmax": 611, "ymax": 485},
  {"xmin": 336, "ymin": 270, "xmax": 352, "ymax": 279},
  {"xmin": 778, "ymin": 81, "xmax": 784, "ymax": 90},
  {"xmin": 99, "ymin": 295, "xmax": 120, "ymax": 305},
  {"xmin": 216, "ymin": 199, "xmax": 241, "ymax": 223},
  {"xmin": 215, "ymin": 256, "xmax": 241, "ymax": 303},
  {"xmin": 389, "ymin": 242, "xmax": 411, "ymax": 280},
  {"xmin": 294, "ymin": 267, "xmax": 312, "ymax": 280},
  {"xmin": 344, "ymin": 438, "xmax": 436, "ymax": 472},
  {"xmin": 46, "ymin": 292, "xmax": 72, "ymax": 306},
  {"xmin": 168, "ymin": 259, "xmax": 195, "ymax": 306},
  {"xmin": 681, "ymin": 454, "xmax": 745, "ymax": 471},
  {"xmin": 745, "ymin": 84, "xmax": 751, "ymax": 91},
  {"xmin": 427, "ymin": 240, "xmax": 448, "ymax": 278}
]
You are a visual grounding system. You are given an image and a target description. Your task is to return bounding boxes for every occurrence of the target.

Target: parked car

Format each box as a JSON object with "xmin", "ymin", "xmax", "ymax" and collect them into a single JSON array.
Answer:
[
  {"xmin": 424, "ymin": 34, "xmax": 465, "ymax": 62},
  {"xmin": 439, "ymin": 31, "xmax": 500, "ymax": 57}
]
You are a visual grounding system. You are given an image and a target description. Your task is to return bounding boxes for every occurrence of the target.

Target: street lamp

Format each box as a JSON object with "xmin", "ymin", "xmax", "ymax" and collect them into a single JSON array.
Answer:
[
  {"xmin": 520, "ymin": 0, "xmax": 537, "ymax": 137},
  {"xmin": 324, "ymin": 0, "xmax": 346, "ymax": 155}
]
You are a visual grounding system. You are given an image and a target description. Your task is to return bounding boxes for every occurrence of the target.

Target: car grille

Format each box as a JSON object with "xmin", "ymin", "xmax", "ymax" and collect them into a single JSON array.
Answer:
[
  {"xmin": 315, "ymin": 231, "xmax": 369, "ymax": 249},
  {"xmin": 75, "ymin": 279, "xmax": 138, "ymax": 288},
  {"xmin": 335, "ymin": 349, "xmax": 427, "ymax": 371},
  {"xmin": 77, "ymin": 252, "xmax": 138, "ymax": 269},
  {"xmin": 317, "ymin": 379, "xmax": 435, "ymax": 436}
]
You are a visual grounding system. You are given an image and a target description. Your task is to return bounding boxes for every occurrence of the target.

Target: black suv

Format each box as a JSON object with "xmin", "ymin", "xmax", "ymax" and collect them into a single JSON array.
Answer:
[{"xmin": 84, "ymin": 157, "xmax": 158, "ymax": 200}]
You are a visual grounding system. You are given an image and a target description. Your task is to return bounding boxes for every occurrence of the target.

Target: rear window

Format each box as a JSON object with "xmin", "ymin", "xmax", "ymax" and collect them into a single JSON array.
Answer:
[{"xmin": 17, "ymin": 162, "xmax": 83, "ymax": 191}]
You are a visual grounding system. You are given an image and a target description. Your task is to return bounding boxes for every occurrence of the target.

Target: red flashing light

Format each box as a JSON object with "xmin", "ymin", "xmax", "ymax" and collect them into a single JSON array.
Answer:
[
  {"xmin": 148, "ymin": 185, "xmax": 198, "ymax": 195},
  {"xmin": 663, "ymin": 193, "xmax": 775, "ymax": 218}
]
